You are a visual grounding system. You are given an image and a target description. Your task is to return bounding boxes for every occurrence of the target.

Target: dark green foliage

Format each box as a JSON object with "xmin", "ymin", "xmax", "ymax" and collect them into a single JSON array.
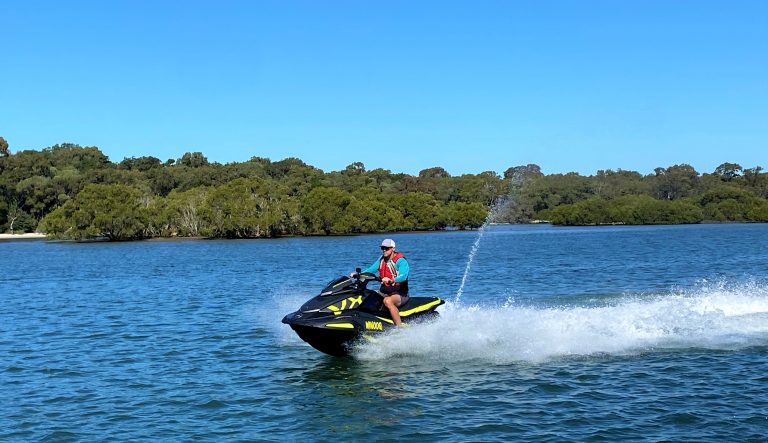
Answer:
[
  {"xmin": 591, "ymin": 169, "xmax": 648, "ymax": 198},
  {"xmin": 15, "ymin": 175, "xmax": 60, "ymax": 220},
  {"xmin": 40, "ymin": 184, "xmax": 150, "ymax": 240},
  {"xmin": 44, "ymin": 143, "xmax": 110, "ymax": 171},
  {"xmin": 300, "ymin": 187, "xmax": 359, "ymax": 235},
  {"xmin": 743, "ymin": 166, "xmax": 768, "ymax": 198},
  {"xmin": 503, "ymin": 164, "xmax": 542, "ymax": 181},
  {"xmin": 446, "ymin": 202, "xmax": 487, "ymax": 229},
  {"xmin": 397, "ymin": 192, "xmax": 446, "ymax": 230},
  {"xmin": 522, "ymin": 172, "xmax": 593, "ymax": 213},
  {"xmin": 546, "ymin": 195, "xmax": 704, "ymax": 226},
  {"xmin": 177, "ymin": 152, "xmax": 209, "ymax": 168},
  {"xmin": 120, "ymin": 156, "xmax": 162, "ymax": 172},
  {"xmin": 650, "ymin": 164, "xmax": 700, "ymax": 200},
  {"xmin": 4, "ymin": 140, "xmax": 768, "ymax": 237},
  {"xmin": 419, "ymin": 167, "xmax": 451, "ymax": 179},
  {"xmin": 0, "ymin": 150, "xmax": 54, "ymax": 184},
  {"xmin": 699, "ymin": 186, "xmax": 768, "ymax": 222},
  {"xmin": 201, "ymin": 178, "xmax": 287, "ymax": 238},
  {"xmin": 145, "ymin": 168, "xmax": 180, "ymax": 196}
]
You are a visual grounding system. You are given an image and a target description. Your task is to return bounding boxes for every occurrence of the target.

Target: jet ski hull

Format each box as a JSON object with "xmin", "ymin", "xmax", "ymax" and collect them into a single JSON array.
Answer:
[
  {"xmin": 286, "ymin": 322, "xmax": 359, "ymax": 357},
  {"xmin": 282, "ymin": 296, "xmax": 443, "ymax": 356}
]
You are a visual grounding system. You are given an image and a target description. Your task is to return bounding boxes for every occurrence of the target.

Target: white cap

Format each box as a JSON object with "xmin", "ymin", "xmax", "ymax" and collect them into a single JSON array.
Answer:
[{"xmin": 381, "ymin": 238, "xmax": 396, "ymax": 248}]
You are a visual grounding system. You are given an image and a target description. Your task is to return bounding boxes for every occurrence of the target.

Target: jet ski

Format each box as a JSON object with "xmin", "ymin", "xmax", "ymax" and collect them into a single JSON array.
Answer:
[{"xmin": 282, "ymin": 270, "xmax": 444, "ymax": 356}]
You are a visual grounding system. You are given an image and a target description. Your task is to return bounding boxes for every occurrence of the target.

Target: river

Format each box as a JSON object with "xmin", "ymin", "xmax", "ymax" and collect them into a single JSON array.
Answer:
[{"xmin": 2, "ymin": 223, "xmax": 768, "ymax": 440}]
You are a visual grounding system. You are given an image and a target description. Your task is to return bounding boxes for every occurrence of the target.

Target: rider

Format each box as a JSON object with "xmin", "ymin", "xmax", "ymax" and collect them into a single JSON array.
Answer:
[{"xmin": 353, "ymin": 238, "xmax": 410, "ymax": 326}]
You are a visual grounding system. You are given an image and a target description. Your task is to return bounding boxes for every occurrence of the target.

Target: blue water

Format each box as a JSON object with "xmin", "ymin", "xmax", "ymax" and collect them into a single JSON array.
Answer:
[{"xmin": 3, "ymin": 224, "xmax": 768, "ymax": 441}]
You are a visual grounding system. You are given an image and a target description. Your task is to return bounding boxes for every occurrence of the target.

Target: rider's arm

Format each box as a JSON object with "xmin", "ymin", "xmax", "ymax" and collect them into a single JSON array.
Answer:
[
  {"xmin": 360, "ymin": 258, "xmax": 380, "ymax": 275},
  {"xmin": 393, "ymin": 258, "xmax": 409, "ymax": 283}
]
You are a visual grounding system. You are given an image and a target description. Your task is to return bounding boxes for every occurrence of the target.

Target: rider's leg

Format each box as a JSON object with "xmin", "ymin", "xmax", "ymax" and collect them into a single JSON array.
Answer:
[{"xmin": 383, "ymin": 294, "xmax": 403, "ymax": 326}]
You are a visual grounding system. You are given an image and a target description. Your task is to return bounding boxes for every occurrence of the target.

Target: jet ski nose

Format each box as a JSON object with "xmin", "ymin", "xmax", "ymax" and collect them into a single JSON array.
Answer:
[{"xmin": 282, "ymin": 311, "xmax": 302, "ymax": 324}]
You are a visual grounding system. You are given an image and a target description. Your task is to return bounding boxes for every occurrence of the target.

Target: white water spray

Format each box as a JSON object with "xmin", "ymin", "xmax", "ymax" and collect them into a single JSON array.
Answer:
[
  {"xmin": 455, "ymin": 170, "xmax": 527, "ymax": 304},
  {"xmin": 358, "ymin": 279, "xmax": 768, "ymax": 363},
  {"xmin": 455, "ymin": 198, "xmax": 506, "ymax": 303}
]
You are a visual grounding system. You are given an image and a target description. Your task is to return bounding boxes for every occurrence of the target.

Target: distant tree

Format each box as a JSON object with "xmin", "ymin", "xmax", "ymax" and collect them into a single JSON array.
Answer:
[
  {"xmin": 201, "ymin": 177, "xmax": 285, "ymax": 238},
  {"xmin": 0, "ymin": 137, "xmax": 9, "ymax": 158},
  {"xmin": 353, "ymin": 196, "xmax": 404, "ymax": 232},
  {"xmin": 651, "ymin": 164, "xmax": 700, "ymax": 200},
  {"xmin": 546, "ymin": 195, "xmax": 703, "ymax": 226},
  {"xmin": 445, "ymin": 201, "xmax": 487, "ymax": 229},
  {"xmin": 40, "ymin": 184, "xmax": 149, "ymax": 240},
  {"xmin": 342, "ymin": 162, "xmax": 366, "ymax": 175},
  {"xmin": 82, "ymin": 167, "xmax": 146, "ymax": 188},
  {"xmin": 453, "ymin": 173, "xmax": 503, "ymax": 206},
  {"xmin": 249, "ymin": 156, "xmax": 272, "ymax": 166},
  {"xmin": 419, "ymin": 167, "xmax": 451, "ymax": 179},
  {"xmin": 522, "ymin": 172, "xmax": 592, "ymax": 212},
  {"xmin": 50, "ymin": 167, "xmax": 86, "ymax": 201},
  {"xmin": 0, "ymin": 150, "xmax": 54, "ymax": 185},
  {"xmin": 267, "ymin": 157, "xmax": 309, "ymax": 178},
  {"xmin": 153, "ymin": 187, "xmax": 210, "ymax": 237},
  {"xmin": 397, "ymin": 192, "xmax": 445, "ymax": 230},
  {"xmin": 145, "ymin": 167, "xmax": 180, "ymax": 196},
  {"xmin": 15, "ymin": 175, "xmax": 58, "ymax": 220},
  {"xmin": 43, "ymin": 143, "xmax": 110, "ymax": 170},
  {"xmin": 177, "ymin": 152, "xmax": 209, "ymax": 168},
  {"xmin": 546, "ymin": 197, "xmax": 611, "ymax": 225},
  {"xmin": 590, "ymin": 169, "xmax": 647, "ymax": 198},
  {"xmin": 699, "ymin": 186, "xmax": 767, "ymax": 221},
  {"xmin": 300, "ymin": 187, "xmax": 358, "ymax": 235},
  {"xmin": 120, "ymin": 156, "xmax": 162, "ymax": 172},
  {"xmin": 503, "ymin": 164, "xmax": 543, "ymax": 182},
  {"xmin": 743, "ymin": 166, "xmax": 768, "ymax": 198},
  {"xmin": 6, "ymin": 199, "xmax": 22, "ymax": 233},
  {"xmin": 714, "ymin": 162, "xmax": 743, "ymax": 182}
]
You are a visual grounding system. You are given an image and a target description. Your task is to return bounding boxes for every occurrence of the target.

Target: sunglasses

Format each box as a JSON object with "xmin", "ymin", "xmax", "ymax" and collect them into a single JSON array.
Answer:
[{"xmin": 380, "ymin": 246, "xmax": 393, "ymax": 251}]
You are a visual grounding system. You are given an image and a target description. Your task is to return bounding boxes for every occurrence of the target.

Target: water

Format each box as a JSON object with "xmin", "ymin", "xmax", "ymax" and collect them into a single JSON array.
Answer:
[{"xmin": 3, "ymin": 224, "xmax": 768, "ymax": 440}]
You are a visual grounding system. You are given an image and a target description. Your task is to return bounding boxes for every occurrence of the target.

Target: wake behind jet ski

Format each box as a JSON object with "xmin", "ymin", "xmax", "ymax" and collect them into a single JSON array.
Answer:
[{"xmin": 282, "ymin": 271, "xmax": 444, "ymax": 356}]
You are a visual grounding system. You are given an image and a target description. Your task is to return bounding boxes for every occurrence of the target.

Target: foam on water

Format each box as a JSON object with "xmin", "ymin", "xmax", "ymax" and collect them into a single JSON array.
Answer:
[
  {"xmin": 356, "ymin": 279, "xmax": 768, "ymax": 363},
  {"xmin": 260, "ymin": 286, "xmax": 318, "ymax": 345}
]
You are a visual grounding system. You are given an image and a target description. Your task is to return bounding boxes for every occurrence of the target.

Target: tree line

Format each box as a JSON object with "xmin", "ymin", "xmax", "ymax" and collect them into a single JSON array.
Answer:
[{"xmin": 1, "ymin": 137, "xmax": 767, "ymax": 240}]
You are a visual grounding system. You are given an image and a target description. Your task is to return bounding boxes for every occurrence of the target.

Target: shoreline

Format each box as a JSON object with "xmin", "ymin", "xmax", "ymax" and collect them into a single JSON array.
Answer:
[
  {"xmin": 0, "ymin": 233, "xmax": 47, "ymax": 241},
  {"xmin": 2, "ymin": 221, "xmax": 764, "ymax": 243}
]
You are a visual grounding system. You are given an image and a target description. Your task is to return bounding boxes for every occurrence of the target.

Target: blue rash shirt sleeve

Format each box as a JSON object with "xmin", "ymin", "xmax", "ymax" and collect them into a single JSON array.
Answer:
[
  {"xmin": 361, "ymin": 259, "xmax": 380, "ymax": 275},
  {"xmin": 394, "ymin": 258, "xmax": 409, "ymax": 283}
]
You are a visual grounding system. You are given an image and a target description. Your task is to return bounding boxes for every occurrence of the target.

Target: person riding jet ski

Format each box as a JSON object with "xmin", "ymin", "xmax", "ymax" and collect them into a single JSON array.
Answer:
[
  {"xmin": 282, "ymin": 241, "xmax": 443, "ymax": 356},
  {"xmin": 352, "ymin": 238, "xmax": 409, "ymax": 326}
]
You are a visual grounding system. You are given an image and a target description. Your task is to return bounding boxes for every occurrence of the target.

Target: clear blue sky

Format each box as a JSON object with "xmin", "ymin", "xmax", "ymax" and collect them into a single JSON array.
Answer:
[{"xmin": 2, "ymin": 0, "xmax": 766, "ymax": 176}]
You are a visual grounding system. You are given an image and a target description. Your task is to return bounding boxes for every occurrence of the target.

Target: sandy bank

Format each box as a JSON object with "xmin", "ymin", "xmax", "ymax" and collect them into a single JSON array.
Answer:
[{"xmin": 0, "ymin": 233, "xmax": 47, "ymax": 241}]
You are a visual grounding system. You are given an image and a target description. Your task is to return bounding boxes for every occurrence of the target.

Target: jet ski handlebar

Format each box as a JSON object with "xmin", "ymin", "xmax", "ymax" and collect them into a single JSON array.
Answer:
[{"xmin": 353, "ymin": 267, "xmax": 380, "ymax": 283}]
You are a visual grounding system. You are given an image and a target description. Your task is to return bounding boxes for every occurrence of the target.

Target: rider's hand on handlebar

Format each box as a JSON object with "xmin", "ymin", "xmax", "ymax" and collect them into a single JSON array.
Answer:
[
  {"xmin": 350, "ymin": 272, "xmax": 358, "ymax": 278},
  {"xmin": 381, "ymin": 277, "xmax": 393, "ymax": 284}
]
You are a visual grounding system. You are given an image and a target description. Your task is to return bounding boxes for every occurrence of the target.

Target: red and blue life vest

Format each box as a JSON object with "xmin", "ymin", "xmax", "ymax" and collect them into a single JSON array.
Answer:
[{"xmin": 379, "ymin": 252, "xmax": 405, "ymax": 287}]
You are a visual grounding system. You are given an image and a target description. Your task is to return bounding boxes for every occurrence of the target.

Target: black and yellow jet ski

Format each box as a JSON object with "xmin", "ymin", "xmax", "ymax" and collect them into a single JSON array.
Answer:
[{"xmin": 282, "ymin": 271, "xmax": 444, "ymax": 356}]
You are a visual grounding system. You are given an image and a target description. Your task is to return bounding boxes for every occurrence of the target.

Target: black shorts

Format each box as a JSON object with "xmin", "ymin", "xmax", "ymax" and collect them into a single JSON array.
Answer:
[
  {"xmin": 380, "ymin": 284, "xmax": 408, "ymax": 295},
  {"xmin": 380, "ymin": 283, "xmax": 409, "ymax": 302}
]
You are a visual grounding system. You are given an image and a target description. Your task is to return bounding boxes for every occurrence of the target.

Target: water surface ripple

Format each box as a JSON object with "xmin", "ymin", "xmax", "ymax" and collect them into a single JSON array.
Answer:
[{"xmin": 3, "ymin": 224, "xmax": 768, "ymax": 440}]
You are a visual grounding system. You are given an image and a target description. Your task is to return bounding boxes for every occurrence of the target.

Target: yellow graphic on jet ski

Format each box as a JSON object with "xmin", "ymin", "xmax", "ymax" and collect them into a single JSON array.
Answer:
[{"xmin": 327, "ymin": 296, "xmax": 363, "ymax": 315}]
